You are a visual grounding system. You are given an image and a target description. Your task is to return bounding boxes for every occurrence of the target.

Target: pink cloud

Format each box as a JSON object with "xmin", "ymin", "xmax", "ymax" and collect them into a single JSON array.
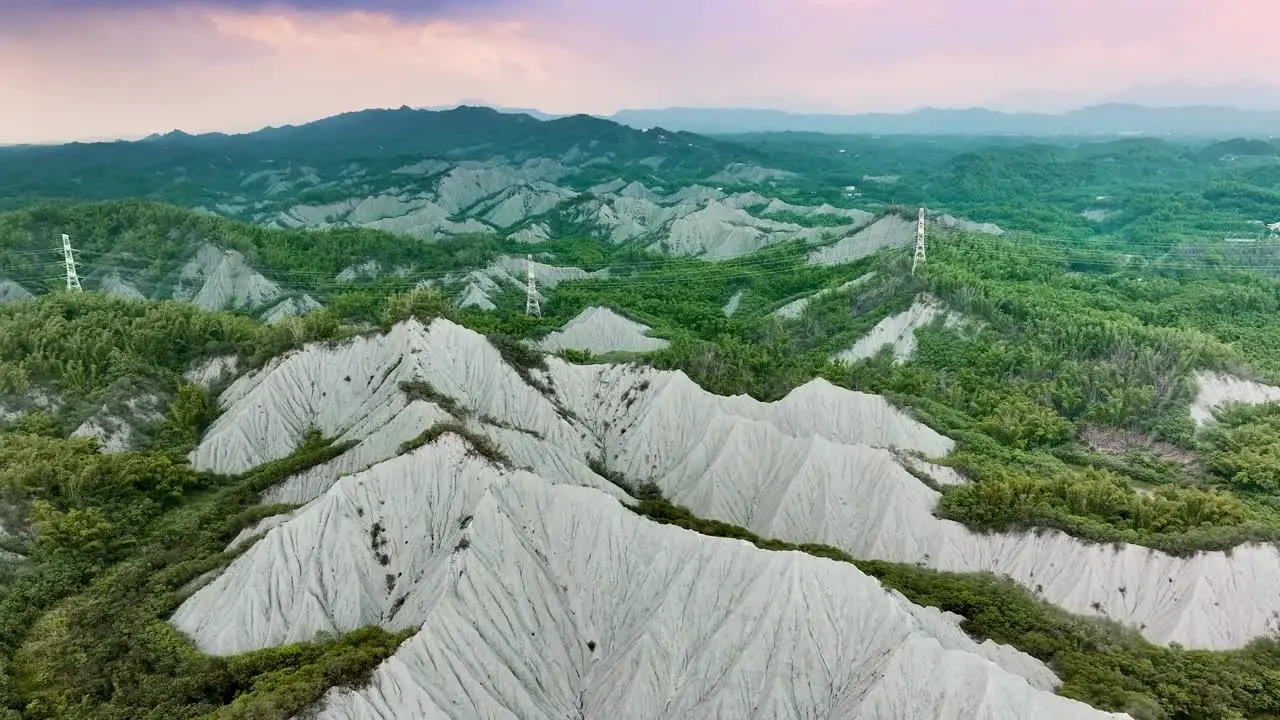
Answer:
[{"xmin": 0, "ymin": 0, "xmax": 1277, "ymax": 143}]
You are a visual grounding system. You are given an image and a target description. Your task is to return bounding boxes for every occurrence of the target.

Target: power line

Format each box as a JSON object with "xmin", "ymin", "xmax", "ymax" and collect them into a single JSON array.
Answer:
[
  {"xmin": 5, "ymin": 237, "xmax": 1280, "ymax": 281},
  {"xmin": 0, "ymin": 231, "xmax": 1271, "ymax": 263},
  {"xmin": 4, "ymin": 253, "xmax": 1280, "ymax": 295},
  {"xmin": 8, "ymin": 253, "xmax": 1280, "ymax": 307},
  {"xmin": 5, "ymin": 227, "xmax": 1280, "ymax": 301},
  {"xmin": 11, "ymin": 233, "xmax": 1276, "ymax": 276}
]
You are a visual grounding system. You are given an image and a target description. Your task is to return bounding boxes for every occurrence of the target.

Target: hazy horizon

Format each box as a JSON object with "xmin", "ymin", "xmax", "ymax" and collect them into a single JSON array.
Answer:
[
  {"xmin": 3, "ymin": 0, "xmax": 1277, "ymax": 144},
  {"xmin": 8, "ymin": 95, "xmax": 1280, "ymax": 147}
]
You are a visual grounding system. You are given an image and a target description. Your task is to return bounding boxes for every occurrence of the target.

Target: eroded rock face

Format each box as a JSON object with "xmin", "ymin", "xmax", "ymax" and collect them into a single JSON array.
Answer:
[
  {"xmin": 261, "ymin": 294, "xmax": 322, "ymax": 324},
  {"xmin": 807, "ymin": 214, "xmax": 918, "ymax": 266},
  {"xmin": 95, "ymin": 272, "xmax": 146, "ymax": 300},
  {"xmin": 172, "ymin": 243, "xmax": 283, "ymax": 311},
  {"xmin": 1190, "ymin": 371, "xmax": 1280, "ymax": 426},
  {"xmin": 0, "ymin": 279, "xmax": 33, "ymax": 304},
  {"xmin": 722, "ymin": 289, "xmax": 743, "ymax": 317},
  {"xmin": 175, "ymin": 433, "xmax": 1124, "ymax": 719},
  {"xmin": 69, "ymin": 378, "xmax": 170, "ymax": 453},
  {"xmin": 448, "ymin": 255, "xmax": 612, "ymax": 310},
  {"xmin": 836, "ymin": 293, "xmax": 968, "ymax": 363},
  {"xmin": 184, "ymin": 319, "xmax": 1280, "ymax": 653},
  {"xmin": 258, "ymin": 155, "xmax": 999, "ymax": 260},
  {"xmin": 537, "ymin": 306, "xmax": 669, "ymax": 354}
]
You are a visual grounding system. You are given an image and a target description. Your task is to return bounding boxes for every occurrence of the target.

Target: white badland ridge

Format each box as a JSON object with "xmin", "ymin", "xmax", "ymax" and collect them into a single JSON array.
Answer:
[
  {"xmin": 185, "ymin": 318, "xmax": 1280, "ymax": 652},
  {"xmin": 261, "ymin": 294, "xmax": 324, "ymax": 324},
  {"xmin": 171, "ymin": 243, "xmax": 285, "ymax": 311},
  {"xmin": 431, "ymin": 254, "xmax": 610, "ymax": 311},
  {"xmin": 185, "ymin": 354, "xmax": 240, "ymax": 390},
  {"xmin": 94, "ymin": 271, "xmax": 146, "ymax": 301},
  {"xmin": 268, "ymin": 155, "xmax": 1003, "ymax": 260},
  {"xmin": 2, "ymin": 247, "xmax": 294, "ymax": 316},
  {"xmin": 176, "ymin": 436, "xmax": 1125, "ymax": 720},
  {"xmin": 837, "ymin": 293, "xmax": 966, "ymax": 363},
  {"xmin": 177, "ymin": 320, "xmax": 1121, "ymax": 717},
  {"xmin": 0, "ymin": 278, "xmax": 33, "ymax": 304},
  {"xmin": 722, "ymin": 289, "xmax": 744, "ymax": 316},
  {"xmin": 538, "ymin": 306, "xmax": 670, "ymax": 354},
  {"xmin": 808, "ymin": 214, "xmax": 919, "ymax": 266},
  {"xmin": 154, "ymin": 243, "xmax": 328, "ymax": 318}
]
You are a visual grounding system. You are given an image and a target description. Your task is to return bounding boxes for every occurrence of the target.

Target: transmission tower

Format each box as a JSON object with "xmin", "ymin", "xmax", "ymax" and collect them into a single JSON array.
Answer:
[
  {"xmin": 911, "ymin": 207, "xmax": 927, "ymax": 276},
  {"xmin": 524, "ymin": 254, "xmax": 541, "ymax": 317},
  {"xmin": 61, "ymin": 234, "xmax": 82, "ymax": 291}
]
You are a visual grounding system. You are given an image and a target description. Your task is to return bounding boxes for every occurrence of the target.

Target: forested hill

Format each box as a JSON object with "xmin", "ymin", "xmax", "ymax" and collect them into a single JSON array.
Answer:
[
  {"xmin": 0, "ymin": 106, "xmax": 754, "ymax": 209},
  {"xmin": 610, "ymin": 103, "xmax": 1280, "ymax": 137},
  {"xmin": 6, "ymin": 209, "xmax": 1280, "ymax": 716},
  {"xmin": 7, "ymin": 105, "xmax": 1280, "ymax": 718},
  {"xmin": 2, "ymin": 107, "xmax": 1278, "ymax": 253}
]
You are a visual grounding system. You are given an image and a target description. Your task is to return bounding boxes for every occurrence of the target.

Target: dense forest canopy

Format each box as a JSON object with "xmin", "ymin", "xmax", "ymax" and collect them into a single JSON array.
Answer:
[{"xmin": 2, "ymin": 108, "xmax": 1278, "ymax": 245}]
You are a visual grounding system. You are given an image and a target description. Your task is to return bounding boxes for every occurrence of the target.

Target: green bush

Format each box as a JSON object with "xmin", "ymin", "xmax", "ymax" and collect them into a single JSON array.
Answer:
[
  {"xmin": 400, "ymin": 421, "xmax": 511, "ymax": 467},
  {"xmin": 399, "ymin": 380, "xmax": 465, "ymax": 418},
  {"xmin": 0, "ymin": 428, "xmax": 392, "ymax": 718},
  {"xmin": 1203, "ymin": 403, "xmax": 1280, "ymax": 493}
]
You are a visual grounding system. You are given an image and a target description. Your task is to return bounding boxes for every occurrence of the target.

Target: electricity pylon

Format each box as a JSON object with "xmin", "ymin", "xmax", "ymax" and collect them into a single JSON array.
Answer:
[
  {"xmin": 911, "ymin": 207, "xmax": 926, "ymax": 276},
  {"xmin": 524, "ymin": 255, "xmax": 541, "ymax": 317},
  {"xmin": 61, "ymin": 234, "xmax": 82, "ymax": 291}
]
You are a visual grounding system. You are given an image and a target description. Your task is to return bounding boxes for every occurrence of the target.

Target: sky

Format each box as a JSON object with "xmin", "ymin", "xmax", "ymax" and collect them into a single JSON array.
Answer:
[{"xmin": 1, "ymin": 0, "xmax": 1277, "ymax": 144}]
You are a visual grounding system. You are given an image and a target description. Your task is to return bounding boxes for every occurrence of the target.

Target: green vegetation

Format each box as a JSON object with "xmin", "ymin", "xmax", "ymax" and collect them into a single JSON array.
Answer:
[
  {"xmin": 0, "ymin": 200, "xmax": 500, "ymax": 300},
  {"xmin": 398, "ymin": 421, "xmax": 511, "ymax": 467},
  {"xmin": 0, "ymin": 292, "xmax": 349, "ymax": 443},
  {"xmin": 935, "ymin": 466, "xmax": 1266, "ymax": 554},
  {"xmin": 756, "ymin": 209, "xmax": 853, "ymax": 227},
  {"xmin": 1203, "ymin": 403, "xmax": 1280, "ymax": 494},
  {"xmin": 0, "ymin": 107, "xmax": 753, "ymax": 214},
  {"xmin": 729, "ymin": 133, "xmax": 1280, "ymax": 242},
  {"xmin": 824, "ymin": 230, "xmax": 1280, "ymax": 553},
  {"xmin": 497, "ymin": 217, "xmax": 1280, "ymax": 554},
  {"xmin": 399, "ymin": 380, "xmax": 466, "ymax": 418},
  {"xmin": 8, "ymin": 190, "xmax": 1280, "ymax": 555},
  {"xmin": 0, "ymin": 292, "xmax": 415, "ymax": 717},
  {"xmin": 0, "ymin": 292, "xmax": 257, "ymax": 397},
  {"xmin": 486, "ymin": 332, "xmax": 550, "ymax": 389},
  {"xmin": 5, "ymin": 112, "xmax": 1280, "ymax": 716},
  {"xmin": 0, "ymin": 412, "xmax": 418, "ymax": 718},
  {"xmin": 632, "ymin": 492, "xmax": 1280, "ymax": 720}
]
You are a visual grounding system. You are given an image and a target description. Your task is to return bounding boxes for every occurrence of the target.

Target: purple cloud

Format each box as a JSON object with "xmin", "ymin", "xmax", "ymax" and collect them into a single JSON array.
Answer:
[
  {"xmin": 0, "ymin": 0, "xmax": 1276, "ymax": 144},
  {"xmin": 0, "ymin": 0, "xmax": 516, "ymax": 21}
]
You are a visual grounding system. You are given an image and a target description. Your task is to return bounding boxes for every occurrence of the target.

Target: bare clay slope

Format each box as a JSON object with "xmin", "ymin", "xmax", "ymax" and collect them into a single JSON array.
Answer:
[
  {"xmin": 538, "ymin": 306, "xmax": 671, "ymax": 354},
  {"xmin": 548, "ymin": 360, "xmax": 1280, "ymax": 650},
  {"xmin": 175, "ymin": 432, "xmax": 1124, "ymax": 720},
  {"xmin": 185, "ymin": 319, "xmax": 1280, "ymax": 651}
]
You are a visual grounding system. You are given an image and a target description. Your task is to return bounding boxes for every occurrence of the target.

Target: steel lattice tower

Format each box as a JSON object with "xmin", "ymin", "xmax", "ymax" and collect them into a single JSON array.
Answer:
[
  {"xmin": 911, "ymin": 207, "xmax": 926, "ymax": 276},
  {"xmin": 525, "ymin": 254, "xmax": 541, "ymax": 317},
  {"xmin": 61, "ymin": 234, "xmax": 82, "ymax": 291}
]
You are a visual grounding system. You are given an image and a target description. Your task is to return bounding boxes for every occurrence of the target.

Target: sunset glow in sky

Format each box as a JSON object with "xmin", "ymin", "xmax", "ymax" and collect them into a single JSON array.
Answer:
[{"xmin": 2, "ymin": 0, "xmax": 1276, "ymax": 143}]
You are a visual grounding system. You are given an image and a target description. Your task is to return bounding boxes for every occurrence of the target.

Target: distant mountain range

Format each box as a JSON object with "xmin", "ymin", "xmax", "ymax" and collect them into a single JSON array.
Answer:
[
  {"xmin": 417, "ymin": 101, "xmax": 1280, "ymax": 138},
  {"xmin": 1103, "ymin": 82, "xmax": 1280, "ymax": 112},
  {"xmin": 983, "ymin": 82, "xmax": 1280, "ymax": 114},
  {"xmin": 606, "ymin": 104, "xmax": 1280, "ymax": 137},
  {"xmin": 8, "ymin": 99, "xmax": 1280, "ymax": 148}
]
